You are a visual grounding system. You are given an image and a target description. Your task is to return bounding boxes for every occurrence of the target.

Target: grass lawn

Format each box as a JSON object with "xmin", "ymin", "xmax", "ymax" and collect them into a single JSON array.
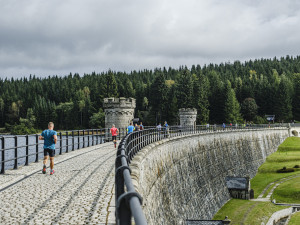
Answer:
[
  {"xmin": 289, "ymin": 211, "xmax": 300, "ymax": 225},
  {"xmin": 251, "ymin": 151, "xmax": 300, "ymax": 198},
  {"xmin": 272, "ymin": 177, "xmax": 300, "ymax": 203},
  {"xmin": 278, "ymin": 136, "xmax": 300, "ymax": 152},
  {"xmin": 213, "ymin": 199, "xmax": 287, "ymax": 225},
  {"xmin": 251, "ymin": 136, "xmax": 300, "ymax": 198}
]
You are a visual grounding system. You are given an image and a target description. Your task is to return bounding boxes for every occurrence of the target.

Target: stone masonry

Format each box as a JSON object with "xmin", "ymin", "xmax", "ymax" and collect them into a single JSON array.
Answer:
[
  {"xmin": 103, "ymin": 97, "xmax": 136, "ymax": 129},
  {"xmin": 130, "ymin": 128, "xmax": 289, "ymax": 225},
  {"xmin": 178, "ymin": 108, "xmax": 197, "ymax": 126}
]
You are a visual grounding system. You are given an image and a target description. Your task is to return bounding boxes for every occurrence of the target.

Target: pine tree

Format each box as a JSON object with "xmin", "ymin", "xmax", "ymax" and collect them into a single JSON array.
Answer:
[
  {"xmin": 176, "ymin": 69, "xmax": 193, "ymax": 108},
  {"xmin": 224, "ymin": 80, "xmax": 243, "ymax": 123},
  {"xmin": 293, "ymin": 73, "xmax": 300, "ymax": 121},
  {"xmin": 149, "ymin": 70, "xmax": 167, "ymax": 124},
  {"xmin": 105, "ymin": 71, "xmax": 118, "ymax": 98},
  {"xmin": 274, "ymin": 75, "xmax": 293, "ymax": 122}
]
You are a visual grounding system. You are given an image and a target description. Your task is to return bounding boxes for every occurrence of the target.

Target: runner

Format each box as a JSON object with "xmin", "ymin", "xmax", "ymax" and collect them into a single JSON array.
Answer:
[
  {"xmin": 110, "ymin": 124, "xmax": 119, "ymax": 148},
  {"xmin": 127, "ymin": 122, "xmax": 135, "ymax": 134},
  {"xmin": 39, "ymin": 122, "xmax": 57, "ymax": 175}
]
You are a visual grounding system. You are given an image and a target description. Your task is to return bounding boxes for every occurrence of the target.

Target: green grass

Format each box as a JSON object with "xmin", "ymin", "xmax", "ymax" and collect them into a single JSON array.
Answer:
[
  {"xmin": 251, "ymin": 149, "xmax": 300, "ymax": 198},
  {"xmin": 272, "ymin": 177, "xmax": 300, "ymax": 203},
  {"xmin": 278, "ymin": 136, "xmax": 300, "ymax": 152},
  {"xmin": 213, "ymin": 199, "xmax": 288, "ymax": 225},
  {"xmin": 289, "ymin": 211, "xmax": 300, "ymax": 225}
]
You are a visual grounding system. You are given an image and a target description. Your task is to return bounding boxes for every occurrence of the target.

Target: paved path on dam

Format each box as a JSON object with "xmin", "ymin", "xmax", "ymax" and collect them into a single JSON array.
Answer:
[{"xmin": 0, "ymin": 142, "xmax": 116, "ymax": 225}]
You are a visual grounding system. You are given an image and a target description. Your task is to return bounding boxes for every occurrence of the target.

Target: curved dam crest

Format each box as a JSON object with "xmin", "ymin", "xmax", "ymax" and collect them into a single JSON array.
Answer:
[{"xmin": 130, "ymin": 129, "xmax": 289, "ymax": 225}]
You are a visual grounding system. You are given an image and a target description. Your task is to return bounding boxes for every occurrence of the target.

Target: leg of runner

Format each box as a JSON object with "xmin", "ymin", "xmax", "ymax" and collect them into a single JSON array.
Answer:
[
  {"xmin": 42, "ymin": 155, "xmax": 48, "ymax": 174},
  {"xmin": 50, "ymin": 157, "xmax": 55, "ymax": 175}
]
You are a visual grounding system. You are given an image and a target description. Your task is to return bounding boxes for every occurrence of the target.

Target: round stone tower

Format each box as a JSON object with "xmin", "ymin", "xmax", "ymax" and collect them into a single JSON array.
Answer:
[
  {"xmin": 178, "ymin": 108, "xmax": 197, "ymax": 126},
  {"xmin": 103, "ymin": 97, "xmax": 136, "ymax": 129}
]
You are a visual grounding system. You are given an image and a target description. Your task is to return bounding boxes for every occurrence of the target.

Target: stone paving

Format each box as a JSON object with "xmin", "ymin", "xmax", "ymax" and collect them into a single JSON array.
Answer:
[{"xmin": 0, "ymin": 142, "xmax": 117, "ymax": 225}]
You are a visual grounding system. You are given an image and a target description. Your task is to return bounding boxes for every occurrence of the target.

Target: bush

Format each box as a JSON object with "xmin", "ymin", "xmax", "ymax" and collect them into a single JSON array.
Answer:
[
  {"xmin": 276, "ymin": 167, "xmax": 295, "ymax": 173},
  {"xmin": 294, "ymin": 165, "xmax": 300, "ymax": 168},
  {"xmin": 292, "ymin": 130, "xmax": 299, "ymax": 136},
  {"xmin": 10, "ymin": 123, "xmax": 37, "ymax": 135}
]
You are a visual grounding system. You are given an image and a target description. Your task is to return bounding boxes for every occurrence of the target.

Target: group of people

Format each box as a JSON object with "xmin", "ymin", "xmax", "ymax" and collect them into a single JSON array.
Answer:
[{"xmin": 39, "ymin": 120, "xmax": 168, "ymax": 175}]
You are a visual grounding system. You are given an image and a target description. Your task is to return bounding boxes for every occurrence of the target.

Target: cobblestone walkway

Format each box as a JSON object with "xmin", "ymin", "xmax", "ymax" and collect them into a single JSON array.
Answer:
[{"xmin": 0, "ymin": 143, "xmax": 116, "ymax": 225}]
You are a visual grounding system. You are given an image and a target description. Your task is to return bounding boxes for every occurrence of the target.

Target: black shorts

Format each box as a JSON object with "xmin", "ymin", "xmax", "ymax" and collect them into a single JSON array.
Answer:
[
  {"xmin": 44, "ymin": 148, "xmax": 55, "ymax": 157},
  {"xmin": 112, "ymin": 136, "xmax": 117, "ymax": 141}
]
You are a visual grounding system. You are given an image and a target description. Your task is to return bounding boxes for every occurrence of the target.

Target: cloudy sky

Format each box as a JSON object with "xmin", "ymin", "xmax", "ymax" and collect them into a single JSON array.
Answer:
[{"xmin": 0, "ymin": 0, "xmax": 300, "ymax": 79}]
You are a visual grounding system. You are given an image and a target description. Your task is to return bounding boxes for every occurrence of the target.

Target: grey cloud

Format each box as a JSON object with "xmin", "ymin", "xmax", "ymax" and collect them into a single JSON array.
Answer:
[{"xmin": 0, "ymin": 0, "xmax": 300, "ymax": 78}]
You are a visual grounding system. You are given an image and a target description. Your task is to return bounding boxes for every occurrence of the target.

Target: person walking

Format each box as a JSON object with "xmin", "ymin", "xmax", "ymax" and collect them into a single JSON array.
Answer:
[
  {"xmin": 156, "ymin": 123, "xmax": 162, "ymax": 137},
  {"xmin": 163, "ymin": 121, "xmax": 169, "ymax": 138},
  {"xmin": 139, "ymin": 122, "xmax": 144, "ymax": 130},
  {"xmin": 127, "ymin": 122, "xmax": 135, "ymax": 134},
  {"xmin": 134, "ymin": 123, "xmax": 140, "ymax": 132},
  {"xmin": 39, "ymin": 122, "xmax": 57, "ymax": 175},
  {"xmin": 110, "ymin": 124, "xmax": 119, "ymax": 148}
]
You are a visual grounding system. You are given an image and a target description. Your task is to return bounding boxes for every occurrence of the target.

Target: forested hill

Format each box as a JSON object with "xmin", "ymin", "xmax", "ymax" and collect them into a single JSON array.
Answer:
[{"xmin": 1, "ymin": 55, "xmax": 300, "ymax": 133}]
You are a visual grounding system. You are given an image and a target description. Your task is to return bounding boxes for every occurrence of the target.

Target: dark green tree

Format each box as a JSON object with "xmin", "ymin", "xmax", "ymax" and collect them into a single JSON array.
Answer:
[
  {"xmin": 176, "ymin": 69, "xmax": 193, "ymax": 108},
  {"xmin": 241, "ymin": 98, "xmax": 258, "ymax": 122},
  {"xmin": 274, "ymin": 75, "xmax": 293, "ymax": 122},
  {"xmin": 293, "ymin": 73, "xmax": 300, "ymax": 121},
  {"xmin": 224, "ymin": 80, "xmax": 243, "ymax": 123}
]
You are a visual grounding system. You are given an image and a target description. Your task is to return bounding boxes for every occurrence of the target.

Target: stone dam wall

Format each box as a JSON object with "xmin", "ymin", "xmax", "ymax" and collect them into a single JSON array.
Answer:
[{"xmin": 130, "ymin": 129, "xmax": 289, "ymax": 225}]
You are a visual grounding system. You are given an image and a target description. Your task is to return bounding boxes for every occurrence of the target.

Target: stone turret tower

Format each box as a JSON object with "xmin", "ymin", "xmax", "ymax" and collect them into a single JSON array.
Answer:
[
  {"xmin": 178, "ymin": 108, "xmax": 197, "ymax": 126},
  {"xmin": 103, "ymin": 97, "xmax": 136, "ymax": 129}
]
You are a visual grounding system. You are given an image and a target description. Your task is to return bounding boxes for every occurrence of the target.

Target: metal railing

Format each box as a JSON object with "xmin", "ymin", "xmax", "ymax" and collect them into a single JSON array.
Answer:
[
  {"xmin": 0, "ymin": 127, "xmax": 127, "ymax": 174},
  {"xmin": 115, "ymin": 123, "xmax": 290, "ymax": 225}
]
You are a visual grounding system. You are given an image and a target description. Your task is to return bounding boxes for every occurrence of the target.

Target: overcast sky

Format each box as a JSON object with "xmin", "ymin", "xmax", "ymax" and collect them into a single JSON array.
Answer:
[{"xmin": 1, "ymin": 0, "xmax": 300, "ymax": 79}]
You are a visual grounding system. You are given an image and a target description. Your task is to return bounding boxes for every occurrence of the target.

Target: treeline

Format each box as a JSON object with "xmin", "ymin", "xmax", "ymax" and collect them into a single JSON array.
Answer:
[{"xmin": 1, "ymin": 55, "xmax": 300, "ymax": 133}]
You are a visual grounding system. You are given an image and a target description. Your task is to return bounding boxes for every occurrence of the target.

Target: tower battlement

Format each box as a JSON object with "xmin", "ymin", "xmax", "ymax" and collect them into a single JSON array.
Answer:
[
  {"xmin": 103, "ymin": 97, "xmax": 136, "ymax": 109},
  {"xmin": 178, "ymin": 108, "xmax": 197, "ymax": 126},
  {"xmin": 103, "ymin": 97, "xmax": 136, "ymax": 129},
  {"xmin": 178, "ymin": 108, "xmax": 197, "ymax": 114}
]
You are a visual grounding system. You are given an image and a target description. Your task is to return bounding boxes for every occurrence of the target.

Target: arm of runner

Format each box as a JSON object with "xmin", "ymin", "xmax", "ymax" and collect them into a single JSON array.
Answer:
[
  {"xmin": 53, "ymin": 135, "xmax": 57, "ymax": 144},
  {"xmin": 117, "ymin": 129, "xmax": 119, "ymax": 135},
  {"xmin": 39, "ymin": 132, "xmax": 44, "ymax": 140}
]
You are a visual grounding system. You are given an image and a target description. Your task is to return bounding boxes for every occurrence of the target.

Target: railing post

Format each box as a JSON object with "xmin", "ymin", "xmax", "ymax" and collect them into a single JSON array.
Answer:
[
  {"xmin": 72, "ymin": 131, "xmax": 75, "ymax": 151},
  {"xmin": 83, "ymin": 130, "xmax": 85, "ymax": 148},
  {"xmin": 66, "ymin": 131, "xmax": 69, "ymax": 153},
  {"xmin": 78, "ymin": 130, "xmax": 80, "ymax": 149},
  {"xmin": 1, "ymin": 137, "xmax": 5, "ymax": 174},
  {"xmin": 35, "ymin": 134, "xmax": 39, "ymax": 162},
  {"xmin": 14, "ymin": 136, "xmax": 18, "ymax": 169},
  {"xmin": 59, "ymin": 132, "xmax": 62, "ymax": 155},
  {"xmin": 25, "ymin": 135, "xmax": 29, "ymax": 166},
  {"xmin": 88, "ymin": 130, "xmax": 90, "ymax": 147},
  {"xmin": 92, "ymin": 129, "xmax": 94, "ymax": 146}
]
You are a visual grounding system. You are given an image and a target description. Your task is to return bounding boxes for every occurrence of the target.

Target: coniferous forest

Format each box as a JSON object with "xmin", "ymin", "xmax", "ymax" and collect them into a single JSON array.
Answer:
[{"xmin": 1, "ymin": 55, "xmax": 300, "ymax": 134}]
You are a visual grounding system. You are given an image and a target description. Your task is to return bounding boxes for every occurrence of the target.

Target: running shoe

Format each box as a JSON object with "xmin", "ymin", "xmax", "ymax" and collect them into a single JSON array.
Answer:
[
  {"xmin": 42, "ymin": 165, "xmax": 46, "ymax": 174},
  {"xmin": 50, "ymin": 170, "xmax": 55, "ymax": 175}
]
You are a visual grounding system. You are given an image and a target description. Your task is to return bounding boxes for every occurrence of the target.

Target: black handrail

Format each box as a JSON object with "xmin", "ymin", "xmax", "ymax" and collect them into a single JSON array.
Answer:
[
  {"xmin": 115, "ymin": 123, "xmax": 291, "ymax": 225},
  {"xmin": 0, "ymin": 127, "xmax": 127, "ymax": 174}
]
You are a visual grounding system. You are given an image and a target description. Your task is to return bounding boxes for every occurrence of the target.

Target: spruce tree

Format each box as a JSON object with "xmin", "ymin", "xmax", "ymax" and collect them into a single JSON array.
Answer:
[
  {"xmin": 224, "ymin": 80, "xmax": 243, "ymax": 123},
  {"xmin": 293, "ymin": 73, "xmax": 300, "ymax": 121}
]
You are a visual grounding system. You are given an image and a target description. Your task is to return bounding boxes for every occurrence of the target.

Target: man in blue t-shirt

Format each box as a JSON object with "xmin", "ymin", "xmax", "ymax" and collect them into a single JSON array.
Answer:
[
  {"xmin": 127, "ymin": 122, "xmax": 135, "ymax": 134},
  {"xmin": 39, "ymin": 122, "xmax": 57, "ymax": 175}
]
